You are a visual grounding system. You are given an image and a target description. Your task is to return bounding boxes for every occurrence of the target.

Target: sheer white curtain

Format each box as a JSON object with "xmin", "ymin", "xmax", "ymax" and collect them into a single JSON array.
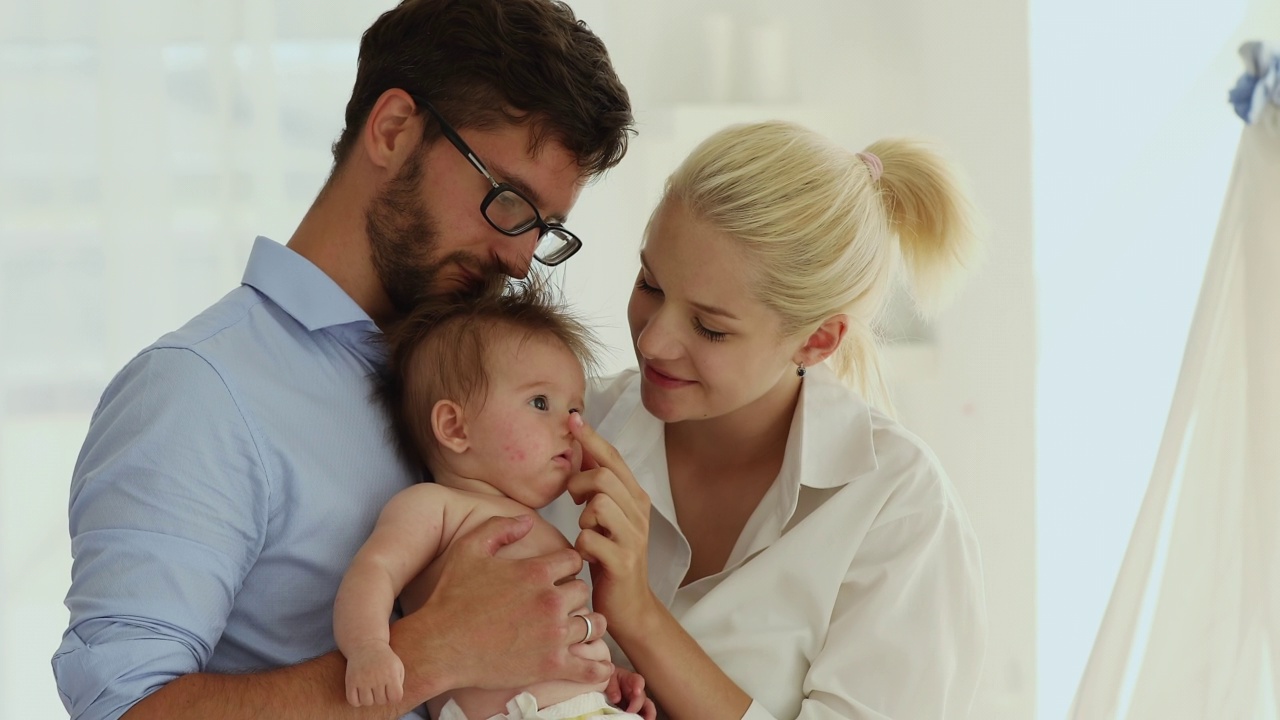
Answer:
[{"xmin": 1070, "ymin": 51, "xmax": 1280, "ymax": 719}]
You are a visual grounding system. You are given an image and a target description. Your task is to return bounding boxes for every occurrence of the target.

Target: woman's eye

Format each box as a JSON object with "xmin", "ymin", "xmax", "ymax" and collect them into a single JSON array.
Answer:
[
  {"xmin": 529, "ymin": 396, "xmax": 550, "ymax": 411},
  {"xmin": 635, "ymin": 277, "xmax": 662, "ymax": 295},
  {"xmin": 693, "ymin": 318, "xmax": 728, "ymax": 342}
]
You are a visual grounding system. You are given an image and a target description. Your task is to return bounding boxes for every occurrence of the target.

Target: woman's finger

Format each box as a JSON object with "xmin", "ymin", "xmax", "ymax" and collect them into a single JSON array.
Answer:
[
  {"xmin": 568, "ymin": 468, "xmax": 650, "ymax": 529},
  {"xmin": 569, "ymin": 413, "xmax": 645, "ymax": 500},
  {"xmin": 580, "ymin": 492, "xmax": 645, "ymax": 549},
  {"xmin": 571, "ymin": 474, "xmax": 630, "ymax": 525},
  {"xmin": 575, "ymin": 527, "xmax": 625, "ymax": 569}
]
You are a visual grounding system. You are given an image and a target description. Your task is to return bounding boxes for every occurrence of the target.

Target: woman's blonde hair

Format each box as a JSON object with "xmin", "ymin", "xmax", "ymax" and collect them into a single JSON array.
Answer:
[{"xmin": 659, "ymin": 120, "xmax": 980, "ymax": 410}]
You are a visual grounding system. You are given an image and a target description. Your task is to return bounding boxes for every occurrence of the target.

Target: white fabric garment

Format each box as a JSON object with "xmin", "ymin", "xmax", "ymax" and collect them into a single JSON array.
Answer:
[
  {"xmin": 1070, "ymin": 105, "xmax": 1280, "ymax": 717},
  {"xmin": 437, "ymin": 691, "xmax": 640, "ymax": 720},
  {"xmin": 542, "ymin": 365, "xmax": 987, "ymax": 720}
]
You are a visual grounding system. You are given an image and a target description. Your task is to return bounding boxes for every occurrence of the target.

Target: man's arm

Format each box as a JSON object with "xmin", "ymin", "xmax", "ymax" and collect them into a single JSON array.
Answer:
[
  {"xmin": 53, "ymin": 348, "xmax": 273, "ymax": 720},
  {"xmin": 122, "ymin": 515, "xmax": 613, "ymax": 720},
  {"xmin": 54, "ymin": 349, "xmax": 610, "ymax": 720},
  {"xmin": 121, "ymin": 652, "xmax": 412, "ymax": 720}
]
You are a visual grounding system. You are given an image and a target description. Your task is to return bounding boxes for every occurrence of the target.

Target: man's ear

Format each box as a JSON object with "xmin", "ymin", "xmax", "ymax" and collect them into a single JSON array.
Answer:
[
  {"xmin": 794, "ymin": 314, "xmax": 849, "ymax": 368},
  {"xmin": 431, "ymin": 399, "xmax": 470, "ymax": 455},
  {"xmin": 360, "ymin": 88, "xmax": 422, "ymax": 172}
]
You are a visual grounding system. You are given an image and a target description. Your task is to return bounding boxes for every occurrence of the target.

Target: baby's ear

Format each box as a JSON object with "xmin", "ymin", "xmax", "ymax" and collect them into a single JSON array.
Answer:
[{"xmin": 431, "ymin": 399, "xmax": 470, "ymax": 454}]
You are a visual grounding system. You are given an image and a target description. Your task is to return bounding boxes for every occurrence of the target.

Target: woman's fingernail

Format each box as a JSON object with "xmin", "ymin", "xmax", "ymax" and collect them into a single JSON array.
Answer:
[{"xmin": 569, "ymin": 412, "xmax": 583, "ymax": 429}]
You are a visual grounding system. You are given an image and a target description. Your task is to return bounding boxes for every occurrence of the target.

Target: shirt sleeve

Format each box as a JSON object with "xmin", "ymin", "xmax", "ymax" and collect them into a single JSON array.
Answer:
[
  {"xmin": 746, "ymin": 481, "xmax": 987, "ymax": 719},
  {"xmin": 52, "ymin": 347, "xmax": 271, "ymax": 720},
  {"xmin": 807, "ymin": 493, "xmax": 985, "ymax": 719}
]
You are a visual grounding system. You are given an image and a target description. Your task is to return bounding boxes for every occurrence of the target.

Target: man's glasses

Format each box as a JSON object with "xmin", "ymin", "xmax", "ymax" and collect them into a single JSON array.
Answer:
[{"xmin": 411, "ymin": 94, "xmax": 582, "ymax": 267}]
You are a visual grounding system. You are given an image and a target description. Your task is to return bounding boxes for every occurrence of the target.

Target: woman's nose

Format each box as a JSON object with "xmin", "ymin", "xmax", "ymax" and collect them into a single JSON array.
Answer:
[{"xmin": 636, "ymin": 310, "xmax": 680, "ymax": 360}]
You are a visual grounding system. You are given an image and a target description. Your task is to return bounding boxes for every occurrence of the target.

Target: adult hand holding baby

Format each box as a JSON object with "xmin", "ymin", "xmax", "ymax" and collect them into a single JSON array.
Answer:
[{"xmin": 401, "ymin": 514, "xmax": 612, "ymax": 700}]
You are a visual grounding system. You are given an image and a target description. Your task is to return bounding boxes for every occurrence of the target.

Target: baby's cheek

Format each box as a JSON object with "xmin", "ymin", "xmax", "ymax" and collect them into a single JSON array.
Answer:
[{"xmin": 494, "ymin": 420, "xmax": 534, "ymax": 463}]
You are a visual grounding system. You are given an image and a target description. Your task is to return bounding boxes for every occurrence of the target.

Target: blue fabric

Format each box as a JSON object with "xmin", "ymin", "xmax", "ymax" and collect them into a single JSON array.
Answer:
[
  {"xmin": 52, "ymin": 237, "xmax": 423, "ymax": 720},
  {"xmin": 1229, "ymin": 41, "xmax": 1280, "ymax": 124}
]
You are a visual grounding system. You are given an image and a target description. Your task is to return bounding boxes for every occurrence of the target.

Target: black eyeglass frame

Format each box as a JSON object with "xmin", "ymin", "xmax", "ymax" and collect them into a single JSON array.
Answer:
[{"xmin": 409, "ymin": 93, "xmax": 583, "ymax": 267}]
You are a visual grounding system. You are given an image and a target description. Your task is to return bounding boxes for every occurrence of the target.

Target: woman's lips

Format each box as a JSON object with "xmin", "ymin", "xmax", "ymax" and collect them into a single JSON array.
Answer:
[{"xmin": 643, "ymin": 362, "xmax": 695, "ymax": 389}]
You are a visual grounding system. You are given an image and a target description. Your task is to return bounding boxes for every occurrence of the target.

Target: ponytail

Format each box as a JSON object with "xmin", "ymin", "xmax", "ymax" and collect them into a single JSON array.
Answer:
[{"xmin": 865, "ymin": 138, "xmax": 981, "ymax": 318}]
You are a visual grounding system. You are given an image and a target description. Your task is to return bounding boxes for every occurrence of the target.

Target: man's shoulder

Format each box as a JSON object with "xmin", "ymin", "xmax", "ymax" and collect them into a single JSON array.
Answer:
[
  {"xmin": 147, "ymin": 285, "xmax": 274, "ymax": 357},
  {"xmin": 93, "ymin": 286, "xmax": 282, "ymax": 417}
]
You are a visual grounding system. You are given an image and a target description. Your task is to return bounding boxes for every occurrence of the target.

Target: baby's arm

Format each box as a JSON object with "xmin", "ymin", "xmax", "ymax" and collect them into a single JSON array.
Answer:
[{"xmin": 334, "ymin": 483, "xmax": 465, "ymax": 707}]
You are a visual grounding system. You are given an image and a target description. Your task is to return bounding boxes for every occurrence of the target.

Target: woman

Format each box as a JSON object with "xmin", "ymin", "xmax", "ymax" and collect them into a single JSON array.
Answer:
[{"xmin": 545, "ymin": 120, "xmax": 987, "ymax": 719}]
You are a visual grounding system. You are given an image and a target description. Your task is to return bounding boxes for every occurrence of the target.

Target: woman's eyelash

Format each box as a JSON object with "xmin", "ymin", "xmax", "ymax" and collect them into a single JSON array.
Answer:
[
  {"xmin": 635, "ymin": 278, "xmax": 661, "ymax": 295},
  {"xmin": 639, "ymin": 278, "xmax": 726, "ymax": 341},
  {"xmin": 693, "ymin": 319, "xmax": 727, "ymax": 342}
]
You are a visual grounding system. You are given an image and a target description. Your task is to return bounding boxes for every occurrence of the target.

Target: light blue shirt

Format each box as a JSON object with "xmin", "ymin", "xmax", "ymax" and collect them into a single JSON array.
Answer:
[{"xmin": 52, "ymin": 237, "xmax": 424, "ymax": 720}]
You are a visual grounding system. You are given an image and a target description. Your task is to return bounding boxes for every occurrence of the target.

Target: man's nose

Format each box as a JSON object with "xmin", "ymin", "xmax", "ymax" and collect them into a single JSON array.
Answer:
[{"xmin": 493, "ymin": 231, "xmax": 538, "ymax": 279}]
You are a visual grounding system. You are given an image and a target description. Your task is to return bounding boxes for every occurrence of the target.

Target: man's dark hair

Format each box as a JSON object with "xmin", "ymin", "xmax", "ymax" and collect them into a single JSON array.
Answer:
[{"xmin": 331, "ymin": 0, "xmax": 633, "ymax": 178}]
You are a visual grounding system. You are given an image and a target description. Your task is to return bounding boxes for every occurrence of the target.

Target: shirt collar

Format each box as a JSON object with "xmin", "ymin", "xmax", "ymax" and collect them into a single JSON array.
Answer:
[
  {"xmin": 789, "ymin": 362, "xmax": 879, "ymax": 490},
  {"xmin": 597, "ymin": 364, "xmax": 882, "ymax": 584},
  {"xmin": 599, "ymin": 363, "xmax": 880, "ymax": 518},
  {"xmin": 240, "ymin": 236, "xmax": 379, "ymax": 333}
]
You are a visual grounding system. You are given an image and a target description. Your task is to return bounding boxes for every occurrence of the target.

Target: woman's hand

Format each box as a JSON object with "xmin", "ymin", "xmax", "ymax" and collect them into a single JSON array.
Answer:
[{"xmin": 567, "ymin": 412, "xmax": 659, "ymax": 634}]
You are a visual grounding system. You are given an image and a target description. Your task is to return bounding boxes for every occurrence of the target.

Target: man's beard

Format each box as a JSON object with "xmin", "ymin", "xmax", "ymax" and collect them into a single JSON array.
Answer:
[{"xmin": 365, "ymin": 148, "xmax": 508, "ymax": 316}]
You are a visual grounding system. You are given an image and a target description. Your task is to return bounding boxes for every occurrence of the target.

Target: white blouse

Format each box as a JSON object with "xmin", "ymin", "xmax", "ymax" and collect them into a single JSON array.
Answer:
[{"xmin": 542, "ymin": 365, "xmax": 987, "ymax": 720}]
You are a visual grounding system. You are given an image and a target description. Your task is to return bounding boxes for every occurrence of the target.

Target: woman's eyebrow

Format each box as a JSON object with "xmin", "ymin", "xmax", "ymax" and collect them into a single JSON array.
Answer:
[
  {"xmin": 690, "ymin": 300, "xmax": 739, "ymax": 322},
  {"xmin": 640, "ymin": 253, "xmax": 739, "ymax": 321}
]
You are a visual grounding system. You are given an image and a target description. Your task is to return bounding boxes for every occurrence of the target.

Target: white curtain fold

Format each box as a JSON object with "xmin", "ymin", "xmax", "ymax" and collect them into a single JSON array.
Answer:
[{"xmin": 1070, "ymin": 105, "xmax": 1280, "ymax": 719}]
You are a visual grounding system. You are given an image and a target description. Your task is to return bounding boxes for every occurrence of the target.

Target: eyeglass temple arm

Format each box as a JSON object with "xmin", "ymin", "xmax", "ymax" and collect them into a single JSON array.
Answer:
[{"xmin": 412, "ymin": 94, "xmax": 500, "ymax": 186}]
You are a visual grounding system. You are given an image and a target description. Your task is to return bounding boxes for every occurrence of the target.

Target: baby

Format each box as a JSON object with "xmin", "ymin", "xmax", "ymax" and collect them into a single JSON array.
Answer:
[{"xmin": 334, "ymin": 276, "xmax": 645, "ymax": 720}]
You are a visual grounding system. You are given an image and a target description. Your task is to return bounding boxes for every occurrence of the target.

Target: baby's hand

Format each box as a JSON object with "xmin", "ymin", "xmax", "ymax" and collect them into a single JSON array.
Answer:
[
  {"xmin": 344, "ymin": 641, "xmax": 406, "ymax": 707},
  {"xmin": 606, "ymin": 665, "xmax": 656, "ymax": 720}
]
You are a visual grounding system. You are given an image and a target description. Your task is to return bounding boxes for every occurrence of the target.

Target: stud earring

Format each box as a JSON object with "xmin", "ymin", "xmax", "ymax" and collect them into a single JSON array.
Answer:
[{"xmin": 796, "ymin": 363, "xmax": 806, "ymax": 378}]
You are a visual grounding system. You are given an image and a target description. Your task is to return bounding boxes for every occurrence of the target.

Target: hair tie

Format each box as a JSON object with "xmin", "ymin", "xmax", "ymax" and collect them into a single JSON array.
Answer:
[{"xmin": 856, "ymin": 151, "xmax": 883, "ymax": 182}]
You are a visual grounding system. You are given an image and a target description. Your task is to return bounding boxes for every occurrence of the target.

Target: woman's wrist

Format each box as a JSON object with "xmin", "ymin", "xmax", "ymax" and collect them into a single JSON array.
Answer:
[{"xmin": 607, "ymin": 587, "xmax": 668, "ymax": 648}]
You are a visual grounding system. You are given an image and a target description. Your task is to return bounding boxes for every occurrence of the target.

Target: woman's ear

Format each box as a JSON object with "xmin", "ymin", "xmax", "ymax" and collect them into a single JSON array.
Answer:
[
  {"xmin": 794, "ymin": 314, "xmax": 849, "ymax": 367},
  {"xmin": 431, "ymin": 399, "xmax": 470, "ymax": 455}
]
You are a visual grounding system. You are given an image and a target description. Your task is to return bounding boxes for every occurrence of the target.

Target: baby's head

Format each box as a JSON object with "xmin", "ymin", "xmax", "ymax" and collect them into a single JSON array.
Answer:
[{"xmin": 377, "ymin": 275, "xmax": 598, "ymax": 507}]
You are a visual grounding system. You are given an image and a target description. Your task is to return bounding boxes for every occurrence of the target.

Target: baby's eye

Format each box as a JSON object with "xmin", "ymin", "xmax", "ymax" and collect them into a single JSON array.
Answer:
[{"xmin": 529, "ymin": 395, "xmax": 550, "ymax": 411}]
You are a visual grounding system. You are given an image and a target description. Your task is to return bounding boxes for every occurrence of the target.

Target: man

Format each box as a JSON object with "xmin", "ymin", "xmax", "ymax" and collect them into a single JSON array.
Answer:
[{"xmin": 51, "ymin": 2, "xmax": 633, "ymax": 718}]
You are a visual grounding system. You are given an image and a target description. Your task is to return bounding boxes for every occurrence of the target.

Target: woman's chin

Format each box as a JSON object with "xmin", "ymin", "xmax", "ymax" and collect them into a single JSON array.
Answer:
[{"xmin": 640, "ymin": 385, "xmax": 694, "ymax": 423}]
